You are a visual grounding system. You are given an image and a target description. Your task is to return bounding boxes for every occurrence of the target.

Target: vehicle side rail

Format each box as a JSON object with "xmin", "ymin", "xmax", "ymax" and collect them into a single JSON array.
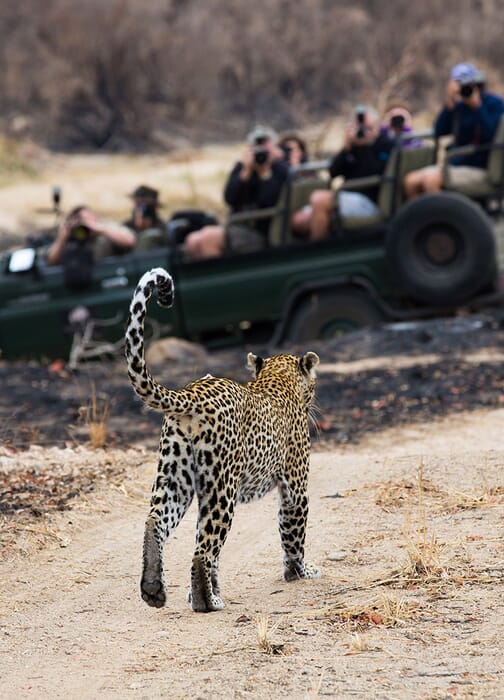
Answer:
[
  {"xmin": 445, "ymin": 140, "xmax": 504, "ymax": 160},
  {"xmin": 226, "ymin": 206, "xmax": 282, "ymax": 224}
]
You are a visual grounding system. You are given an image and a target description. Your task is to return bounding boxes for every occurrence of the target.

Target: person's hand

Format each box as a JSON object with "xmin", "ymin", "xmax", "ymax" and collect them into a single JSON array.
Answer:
[
  {"xmin": 343, "ymin": 123, "xmax": 355, "ymax": 150},
  {"xmin": 240, "ymin": 146, "xmax": 255, "ymax": 179},
  {"xmin": 462, "ymin": 85, "xmax": 482, "ymax": 110},
  {"xmin": 445, "ymin": 79, "xmax": 460, "ymax": 109},
  {"xmin": 270, "ymin": 144, "xmax": 285, "ymax": 163},
  {"xmin": 77, "ymin": 208, "xmax": 101, "ymax": 236}
]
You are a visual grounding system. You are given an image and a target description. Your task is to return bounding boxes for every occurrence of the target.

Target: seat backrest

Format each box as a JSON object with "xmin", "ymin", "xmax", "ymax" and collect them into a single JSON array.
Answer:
[
  {"xmin": 376, "ymin": 150, "xmax": 399, "ymax": 217},
  {"xmin": 377, "ymin": 144, "xmax": 436, "ymax": 216},
  {"xmin": 268, "ymin": 176, "xmax": 329, "ymax": 246},
  {"xmin": 135, "ymin": 227, "xmax": 168, "ymax": 251},
  {"xmin": 487, "ymin": 115, "xmax": 504, "ymax": 186}
]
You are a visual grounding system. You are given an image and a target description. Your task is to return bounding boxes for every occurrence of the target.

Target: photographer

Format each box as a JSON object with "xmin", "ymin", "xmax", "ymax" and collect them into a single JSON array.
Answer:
[
  {"xmin": 380, "ymin": 105, "xmax": 422, "ymax": 148},
  {"xmin": 293, "ymin": 106, "xmax": 395, "ymax": 240},
  {"xmin": 184, "ymin": 125, "xmax": 288, "ymax": 258},
  {"xmin": 279, "ymin": 133, "xmax": 309, "ymax": 169},
  {"xmin": 47, "ymin": 206, "xmax": 135, "ymax": 265},
  {"xmin": 404, "ymin": 62, "xmax": 504, "ymax": 198}
]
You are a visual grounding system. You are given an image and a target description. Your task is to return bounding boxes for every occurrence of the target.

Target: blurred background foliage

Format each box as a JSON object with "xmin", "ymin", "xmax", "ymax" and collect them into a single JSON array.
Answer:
[{"xmin": 1, "ymin": 0, "xmax": 503, "ymax": 151}]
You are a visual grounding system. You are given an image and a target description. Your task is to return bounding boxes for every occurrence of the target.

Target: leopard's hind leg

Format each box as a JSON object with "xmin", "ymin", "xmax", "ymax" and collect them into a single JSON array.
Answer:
[
  {"xmin": 278, "ymin": 462, "xmax": 320, "ymax": 582},
  {"xmin": 190, "ymin": 450, "xmax": 238, "ymax": 612},
  {"xmin": 141, "ymin": 421, "xmax": 195, "ymax": 608}
]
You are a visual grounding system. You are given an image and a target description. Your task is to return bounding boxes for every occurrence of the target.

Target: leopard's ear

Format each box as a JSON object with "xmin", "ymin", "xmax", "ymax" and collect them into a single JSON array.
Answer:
[
  {"xmin": 300, "ymin": 351, "xmax": 320, "ymax": 378},
  {"xmin": 247, "ymin": 352, "xmax": 264, "ymax": 377}
]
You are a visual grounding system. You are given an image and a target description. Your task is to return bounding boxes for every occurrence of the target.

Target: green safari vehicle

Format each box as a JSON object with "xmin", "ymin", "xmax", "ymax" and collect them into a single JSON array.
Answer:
[{"xmin": 1, "ymin": 128, "xmax": 504, "ymax": 363}]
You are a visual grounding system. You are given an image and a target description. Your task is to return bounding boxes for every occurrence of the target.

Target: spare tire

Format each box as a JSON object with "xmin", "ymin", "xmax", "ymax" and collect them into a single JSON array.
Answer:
[{"xmin": 386, "ymin": 192, "xmax": 496, "ymax": 305}]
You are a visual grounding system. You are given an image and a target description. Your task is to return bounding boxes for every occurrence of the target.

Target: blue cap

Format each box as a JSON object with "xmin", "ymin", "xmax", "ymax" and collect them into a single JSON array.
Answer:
[{"xmin": 450, "ymin": 62, "xmax": 478, "ymax": 82}]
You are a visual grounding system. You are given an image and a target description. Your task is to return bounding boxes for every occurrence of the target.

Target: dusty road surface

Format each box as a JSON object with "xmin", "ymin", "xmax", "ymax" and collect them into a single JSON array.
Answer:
[{"xmin": 1, "ymin": 408, "xmax": 504, "ymax": 699}]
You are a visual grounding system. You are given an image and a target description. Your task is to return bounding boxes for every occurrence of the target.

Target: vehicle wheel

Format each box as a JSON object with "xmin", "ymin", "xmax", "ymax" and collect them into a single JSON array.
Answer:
[
  {"xmin": 286, "ymin": 288, "xmax": 386, "ymax": 342},
  {"xmin": 386, "ymin": 192, "xmax": 495, "ymax": 305}
]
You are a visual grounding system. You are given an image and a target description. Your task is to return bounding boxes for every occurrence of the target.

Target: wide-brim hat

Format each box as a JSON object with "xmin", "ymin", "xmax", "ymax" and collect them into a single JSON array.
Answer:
[{"xmin": 128, "ymin": 184, "xmax": 162, "ymax": 206}]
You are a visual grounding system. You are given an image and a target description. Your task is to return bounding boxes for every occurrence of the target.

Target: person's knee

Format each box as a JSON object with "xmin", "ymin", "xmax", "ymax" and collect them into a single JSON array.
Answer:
[
  {"xmin": 291, "ymin": 208, "xmax": 311, "ymax": 237},
  {"xmin": 404, "ymin": 169, "xmax": 425, "ymax": 198},
  {"xmin": 310, "ymin": 189, "xmax": 332, "ymax": 211},
  {"xmin": 186, "ymin": 225, "xmax": 225, "ymax": 258},
  {"xmin": 424, "ymin": 167, "xmax": 442, "ymax": 192},
  {"xmin": 184, "ymin": 230, "xmax": 202, "ymax": 256}
]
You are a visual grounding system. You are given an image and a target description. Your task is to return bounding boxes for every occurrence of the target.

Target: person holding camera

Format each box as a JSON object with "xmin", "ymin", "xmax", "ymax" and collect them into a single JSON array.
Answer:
[
  {"xmin": 278, "ymin": 133, "xmax": 309, "ymax": 169},
  {"xmin": 380, "ymin": 104, "xmax": 422, "ymax": 149},
  {"xmin": 292, "ymin": 106, "xmax": 395, "ymax": 240},
  {"xmin": 46, "ymin": 206, "xmax": 136, "ymax": 265},
  {"xmin": 123, "ymin": 185, "xmax": 166, "ymax": 242},
  {"xmin": 184, "ymin": 125, "xmax": 288, "ymax": 258},
  {"xmin": 404, "ymin": 62, "xmax": 504, "ymax": 198}
]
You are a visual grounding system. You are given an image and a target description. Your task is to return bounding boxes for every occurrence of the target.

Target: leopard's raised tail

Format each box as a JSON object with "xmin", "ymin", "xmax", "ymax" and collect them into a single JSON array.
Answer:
[{"xmin": 125, "ymin": 267, "xmax": 188, "ymax": 414}]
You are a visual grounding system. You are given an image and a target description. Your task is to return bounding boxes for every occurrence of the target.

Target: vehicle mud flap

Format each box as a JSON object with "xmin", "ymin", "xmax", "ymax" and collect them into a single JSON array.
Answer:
[
  {"xmin": 386, "ymin": 192, "xmax": 496, "ymax": 305},
  {"xmin": 61, "ymin": 242, "xmax": 94, "ymax": 291},
  {"xmin": 286, "ymin": 287, "xmax": 386, "ymax": 342}
]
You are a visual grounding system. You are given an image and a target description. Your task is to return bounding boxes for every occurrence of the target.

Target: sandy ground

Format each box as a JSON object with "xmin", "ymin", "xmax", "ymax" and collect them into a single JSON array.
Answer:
[
  {"xmin": 1, "ymin": 137, "xmax": 503, "ymax": 699},
  {"xmin": 1, "ymin": 407, "xmax": 504, "ymax": 700},
  {"xmin": 0, "ymin": 120, "xmax": 347, "ymax": 246},
  {"xmin": 0, "ymin": 147, "xmax": 236, "ymax": 244}
]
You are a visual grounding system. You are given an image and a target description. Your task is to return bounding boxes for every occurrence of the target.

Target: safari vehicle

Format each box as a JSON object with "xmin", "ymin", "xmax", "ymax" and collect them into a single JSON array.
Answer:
[{"xmin": 1, "ymin": 126, "xmax": 504, "ymax": 363}]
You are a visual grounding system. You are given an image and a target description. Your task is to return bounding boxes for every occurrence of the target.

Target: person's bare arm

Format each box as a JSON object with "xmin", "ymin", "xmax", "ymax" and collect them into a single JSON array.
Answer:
[
  {"xmin": 79, "ymin": 209, "xmax": 136, "ymax": 250},
  {"xmin": 46, "ymin": 219, "xmax": 71, "ymax": 265}
]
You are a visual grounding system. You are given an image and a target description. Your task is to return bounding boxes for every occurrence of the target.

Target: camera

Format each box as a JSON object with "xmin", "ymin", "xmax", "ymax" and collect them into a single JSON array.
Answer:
[
  {"xmin": 254, "ymin": 147, "xmax": 269, "ymax": 165},
  {"xmin": 355, "ymin": 110, "xmax": 366, "ymax": 138},
  {"xmin": 69, "ymin": 223, "xmax": 91, "ymax": 243},
  {"xmin": 139, "ymin": 203, "xmax": 156, "ymax": 219},
  {"xmin": 253, "ymin": 136, "xmax": 269, "ymax": 165},
  {"xmin": 460, "ymin": 80, "xmax": 475, "ymax": 98},
  {"xmin": 390, "ymin": 114, "xmax": 405, "ymax": 130}
]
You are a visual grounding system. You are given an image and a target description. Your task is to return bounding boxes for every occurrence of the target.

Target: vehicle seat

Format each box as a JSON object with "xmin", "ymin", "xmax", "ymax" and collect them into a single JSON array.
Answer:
[
  {"xmin": 268, "ymin": 176, "xmax": 330, "ymax": 246},
  {"xmin": 135, "ymin": 227, "xmax": 169, "ymax": 251},
  {"xmin": 443, "ymin": 115, "xmax": 504, "ymax": 199},
  {"xmin": 337, "ymin": 143, "xmax": 437, "ymax": 231},
  {"xmin": 335, "ymin": 151, "xmax": 398, "ymax": 231}
]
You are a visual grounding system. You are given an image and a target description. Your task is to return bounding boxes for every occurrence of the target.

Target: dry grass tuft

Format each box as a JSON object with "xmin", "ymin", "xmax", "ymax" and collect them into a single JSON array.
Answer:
[
  {"xmin": 348, "ymin": 632, "xmax": 372, "ymax": 652},
  {"xmin": 375, "ymin": 461, "xmax": 504, "ymax": 515},
  {"xmin": 343, "ymin": 632, "xmax": 385, "ymax": 655},
  {"xmin": 401, "ymin": 460, "xmax": 447, "ymax": 580},
  {"xmin": 375, "ymin": 475, "xmax": 443, "ymax": 510},
  {"xmin": 255, "ymin": 614, "xmax": 290, "ymax": 655},
  {"xmin": 371, "ymin": 461, "xmax": 498, "ymax": 590},
  {"xmin": 79, "ymin": 382, "xmax": 110, "ymax": 449},
  {"xmin": 441, "ymin": 484, "xmax": 504, "ymax": 512},
  {"xmin": 324, "ymin": 592, "xmax": 419, "ymax": 631}
]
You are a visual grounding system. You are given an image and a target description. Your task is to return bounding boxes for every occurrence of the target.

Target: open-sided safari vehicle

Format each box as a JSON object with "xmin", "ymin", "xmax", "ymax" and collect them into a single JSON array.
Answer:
[{"xmin": 1, "ymin": 127, "xmax": 504, "ymax": 363}]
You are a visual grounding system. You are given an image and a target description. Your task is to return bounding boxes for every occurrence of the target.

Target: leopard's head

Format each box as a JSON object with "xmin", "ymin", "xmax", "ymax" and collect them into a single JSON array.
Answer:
[{"xmin": 247, "ymin": 351, "xmax": 320, "ymax": 409}]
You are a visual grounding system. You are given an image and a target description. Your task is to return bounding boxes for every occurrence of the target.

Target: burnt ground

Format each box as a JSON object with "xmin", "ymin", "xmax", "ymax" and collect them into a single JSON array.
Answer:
[
  {"xmin": 1, "ymin": 307, "xmax": 504, "ymax": 521},
  {"xmin": 2, "ymin": 308, "xmax": 504, "ymax": 453}
]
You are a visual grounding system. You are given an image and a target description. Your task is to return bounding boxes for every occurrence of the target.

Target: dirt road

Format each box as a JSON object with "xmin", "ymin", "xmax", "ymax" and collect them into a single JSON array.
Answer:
[{"xmin": 2, "ymin": 408, "xmax": 504, "ymax": 699}]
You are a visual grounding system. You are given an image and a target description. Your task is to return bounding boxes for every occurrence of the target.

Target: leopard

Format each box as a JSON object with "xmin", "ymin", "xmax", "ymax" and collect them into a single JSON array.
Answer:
[{"xmin": 125, "ymin": 267, "xmax": 321, "ymax": 612}]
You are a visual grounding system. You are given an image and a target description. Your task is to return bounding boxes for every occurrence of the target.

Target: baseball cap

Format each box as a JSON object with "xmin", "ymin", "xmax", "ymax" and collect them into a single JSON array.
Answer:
[{"xmin": 450, "ymin": 62, "xmax": 478, "ymax": 82}]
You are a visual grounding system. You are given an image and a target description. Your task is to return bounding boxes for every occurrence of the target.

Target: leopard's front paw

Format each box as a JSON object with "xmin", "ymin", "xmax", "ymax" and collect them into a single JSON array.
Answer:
[
  {"xmin": 303, "ymin": 562, "xmax": 321, "ymax": 579},
  {"xmin": 141, "ymin": 577, "xmax": 166, "ymax": 608}
]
